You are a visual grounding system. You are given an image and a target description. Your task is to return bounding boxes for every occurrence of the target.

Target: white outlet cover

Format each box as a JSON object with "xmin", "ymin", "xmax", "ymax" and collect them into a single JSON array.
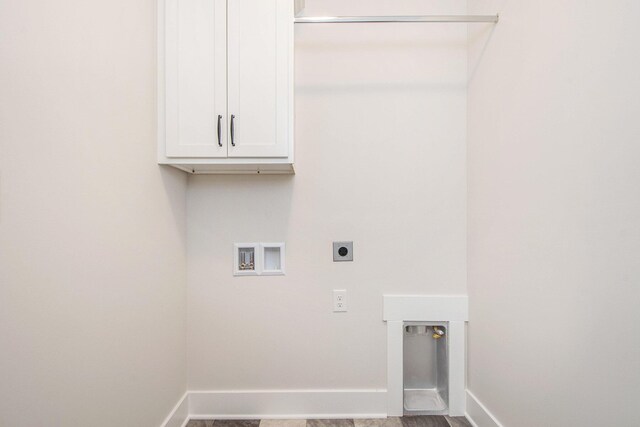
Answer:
[{"xmin": 333, "ymin": 289, "xmax": 347, "ymax": 312}]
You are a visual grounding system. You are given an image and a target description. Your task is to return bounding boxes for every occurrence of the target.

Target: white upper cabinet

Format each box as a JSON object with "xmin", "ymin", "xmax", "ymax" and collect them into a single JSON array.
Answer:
[
  {"xmin": 158, "ymin": 0, "xmax": 295, "ymax": 173},
  {"xmin": 164, "ymin": 0, "xmax": 228, "ymax": 158},
  {"xmin": 227, "ymin": 0, "xmax": 291, "ymax": 158}
]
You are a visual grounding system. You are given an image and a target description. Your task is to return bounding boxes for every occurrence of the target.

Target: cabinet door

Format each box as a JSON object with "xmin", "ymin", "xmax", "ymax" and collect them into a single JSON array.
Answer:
[
  {"xmin": 165, "ymin": 0, "xmax": 227, "ymax": 157},
  {"xmin": 227, "ymin": 0, "xmax": 292, "ymax": 158}
]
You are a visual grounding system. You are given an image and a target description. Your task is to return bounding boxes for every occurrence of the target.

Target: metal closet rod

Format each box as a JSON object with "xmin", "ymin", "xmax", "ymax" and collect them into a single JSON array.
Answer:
[{"xmin": 294, "ymin": 15, "xmax": 499, "ymax": 24}]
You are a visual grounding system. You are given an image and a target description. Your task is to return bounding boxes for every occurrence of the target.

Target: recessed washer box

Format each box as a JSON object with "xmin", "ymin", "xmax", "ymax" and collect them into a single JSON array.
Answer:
[
  {"xmin": 234, "ymin": 243, "xmax": 259, "ymax": 276},
  {"xmin": 233, "ymin": 243, "xmax": 285, "ymax": 276}
]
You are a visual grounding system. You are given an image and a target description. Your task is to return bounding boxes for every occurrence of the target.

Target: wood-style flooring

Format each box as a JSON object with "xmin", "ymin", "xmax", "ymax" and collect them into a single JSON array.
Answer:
[{"xmin": 186, "ymin": 416, "xmax": 472, "ymax": 427}]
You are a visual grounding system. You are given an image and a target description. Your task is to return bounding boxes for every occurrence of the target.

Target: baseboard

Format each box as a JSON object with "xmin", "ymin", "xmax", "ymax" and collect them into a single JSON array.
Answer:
[
  {"xmin": 161, "ymin": 389, "xmax": 388, "ymax": 425},
  {"xmin": 160, "ymin": 392, "xmax": 189, "ymax": 427},
  {"xmin": 161, "ymin": 388, "xmax": 505, "ymax": 426},
  {"xmin": 465, "ymin": 390, "xmax": 504, "ymax": 427},
  {"xmin": 189, "ymin": 389, "xmax": 387, "ymax": 419}
]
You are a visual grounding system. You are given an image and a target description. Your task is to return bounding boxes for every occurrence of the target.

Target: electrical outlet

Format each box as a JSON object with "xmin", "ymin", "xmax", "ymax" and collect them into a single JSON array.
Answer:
[
  {"xmin": 333, "ymin": 241, "xmax": 353, "ymax": 262},
  {"xmin": 333, "ymin": 290, "xmax": 347, "ymax": 312}
]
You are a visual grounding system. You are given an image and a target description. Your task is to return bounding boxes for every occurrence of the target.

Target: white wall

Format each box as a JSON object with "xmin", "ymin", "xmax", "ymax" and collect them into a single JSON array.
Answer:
[
  {"xmin": 0, "ymin": 1, "xmax": 187, "ymax": 426},
  {"xmin": 467, "ymin": 1, "xmax": 640, "ymax": 426},
  {"xmin": 187, "ymin": 0, "xmax": 467, "ymax": 390}
]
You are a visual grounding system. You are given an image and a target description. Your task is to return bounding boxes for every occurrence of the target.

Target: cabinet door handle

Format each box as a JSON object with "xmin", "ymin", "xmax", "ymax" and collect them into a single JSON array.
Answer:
[
  {"xmin": 217, "ymin": 115, "xmax": 222, "ymax": 147},
  {"xmin": 230, "ymin": 114, "xmax": 236, "ymax": 146}
]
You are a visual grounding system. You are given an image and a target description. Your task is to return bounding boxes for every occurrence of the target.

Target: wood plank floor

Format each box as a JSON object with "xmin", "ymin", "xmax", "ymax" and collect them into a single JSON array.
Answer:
[{"xmin": 186, "ymin": 416, "xmax": 472, "ymax": 427}]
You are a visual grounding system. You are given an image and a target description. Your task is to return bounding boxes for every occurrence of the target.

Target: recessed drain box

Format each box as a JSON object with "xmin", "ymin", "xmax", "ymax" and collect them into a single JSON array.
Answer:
[{"xmin": 403, "ymin": 322, "xmax": 449, "ymax": 415}]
